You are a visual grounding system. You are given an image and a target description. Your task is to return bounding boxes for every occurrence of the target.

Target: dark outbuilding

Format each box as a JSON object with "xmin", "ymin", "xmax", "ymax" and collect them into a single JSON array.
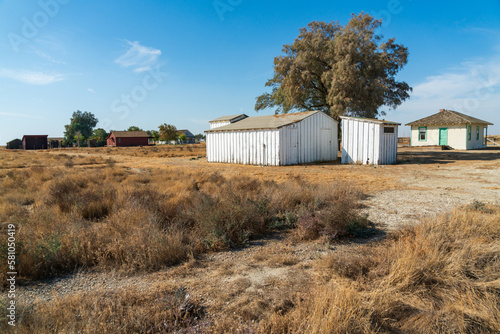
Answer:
[
  {"xmin": 106, "ymin": 131, "xmax": 149, "ymax": 147},
  {"xmin": 22, "ymin": 135, "xmax": 48, "ymax": 150},
  {"xmin": 6, "ymin": 139, "xmax": 22, "ymax": 149}
]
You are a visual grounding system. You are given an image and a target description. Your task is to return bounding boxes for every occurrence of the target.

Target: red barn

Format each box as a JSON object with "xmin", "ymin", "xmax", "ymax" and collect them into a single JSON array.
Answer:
[
  {"xmin": 22, "ymin": 135, "xmax": 48, "ymax": 150},
  {"xmin": 106, "ymin": 131, "xmax": 149, "ymax": 147}
]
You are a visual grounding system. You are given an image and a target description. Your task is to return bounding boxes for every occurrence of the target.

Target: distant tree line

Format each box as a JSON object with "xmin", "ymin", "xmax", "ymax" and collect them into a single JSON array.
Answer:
[{"xmin": 63, "ymin": 111, "xmax": 205, "ymax": 147}]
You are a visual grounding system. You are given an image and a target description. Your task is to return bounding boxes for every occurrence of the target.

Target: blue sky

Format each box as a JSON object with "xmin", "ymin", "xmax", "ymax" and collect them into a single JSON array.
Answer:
[{"xmin": 1, "ymin": 0, "xmax": 500, "ymax": 142}]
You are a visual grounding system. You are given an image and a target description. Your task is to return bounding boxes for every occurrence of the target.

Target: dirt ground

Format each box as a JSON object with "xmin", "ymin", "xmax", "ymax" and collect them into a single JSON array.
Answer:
[{"xmin": 14, "ymin": 145, "xmax": 500, "ymax": 327}]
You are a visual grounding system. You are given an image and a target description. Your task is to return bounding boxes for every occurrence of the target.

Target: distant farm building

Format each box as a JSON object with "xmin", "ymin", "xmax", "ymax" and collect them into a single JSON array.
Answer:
[
  {"xmin": 22, "ymin": 135, "xmax": 48, "ymax": 150},
  {"xmin": 341, "ymin": 116, "xmax": 400, "ymax": 165},
  {"xmin": 206, "ymin": 111, "xmax": 338, "ymax": 166},
  {"xmin": 209, "ymin": 114, "xmax": 248, "ymax": 129},
  {"xmin": 177, "ymin": 130, "xmax": 196, "ymax": 144},
  {"xmin": 106, "ymin": 131, "xmax": 149, "ymax": 147},
  {"xmin": 406, "ymin": 109, "xmax": 493, "ymax": 150},
  {"xmin": 6, "ymin": 139, "xmax": 22, "ymax": 150}
]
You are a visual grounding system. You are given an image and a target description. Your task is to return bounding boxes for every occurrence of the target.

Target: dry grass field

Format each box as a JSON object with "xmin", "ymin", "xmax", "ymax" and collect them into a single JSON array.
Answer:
[{"xmin": 1, "ymin": 144, "xmax": 499, "ymax": 333}]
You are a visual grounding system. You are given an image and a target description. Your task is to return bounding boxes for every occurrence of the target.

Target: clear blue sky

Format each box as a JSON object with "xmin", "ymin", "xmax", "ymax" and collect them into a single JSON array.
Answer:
[{"xmin": 1, "ymin": 0, "xmax": 500, "ymax": 142}]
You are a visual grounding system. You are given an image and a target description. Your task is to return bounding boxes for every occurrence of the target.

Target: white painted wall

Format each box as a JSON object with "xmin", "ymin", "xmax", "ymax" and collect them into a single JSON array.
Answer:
[
  {"xmin": 341, "ymin": 118, "xmax": 398, "ymax": 165},
  {"xmin": 410, "ymin": 124, "xmax": 487, "ymax": 149},
  {"xmin": 206, "ymin": 112, "xmax": 338, "ymax": 166},
  {"xmin": 467, "ymin": 125, "xmax": 488, "ymax": 149}
]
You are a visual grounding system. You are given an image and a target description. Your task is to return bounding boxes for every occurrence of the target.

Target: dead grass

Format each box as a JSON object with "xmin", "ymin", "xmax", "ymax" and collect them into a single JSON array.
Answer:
[
  {"xmin": 1, "ymin": 148, "xmax": 499, "ymax": 333},
  {"xmin": 0, "ymin": 151, "xmax": 365, "ymax": 283},
  {"xmin": 260, "ymin": 203, "xmax": 500, "ymax": 333}
]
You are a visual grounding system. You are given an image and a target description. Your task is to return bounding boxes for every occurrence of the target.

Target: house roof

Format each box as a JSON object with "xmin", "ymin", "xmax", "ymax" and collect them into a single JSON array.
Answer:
[
  {"xmin": 22, "ymin": 135, "xmax": 48, "ymax": 140},
  {"xmin": 340, "ymin": 116, "xmax": 401, "ymax": 125},
  {"xmin": 177, "ymin": 129, "xmax": 195, "ymax": 137},
  {"xmin": 405, "ymin": 109, "xmax": 493, "ymax": 126},
  {"xmin": 206, "ymin": 111, "xmax": 332, "ymax": 132},
  {"xmin": 109, "ymin": 131, "xmax": 149, "ymax": 138},
  {"xmin": 7, "ymin": 138, "xmax": 22, "ymax": 144},
  {"xmin": 209, "ymin": 114, "xmax": 248, "ymax": 123}
]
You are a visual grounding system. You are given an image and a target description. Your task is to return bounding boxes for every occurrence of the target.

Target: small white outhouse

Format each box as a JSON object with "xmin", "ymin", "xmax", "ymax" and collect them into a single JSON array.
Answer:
[
  {"xmin": 341, "ymin": 116, "xmax": 400, "ymax": 165},
  {"xmin": 206, "ymin": 111, "xmax": 338, "ymax": 166}
]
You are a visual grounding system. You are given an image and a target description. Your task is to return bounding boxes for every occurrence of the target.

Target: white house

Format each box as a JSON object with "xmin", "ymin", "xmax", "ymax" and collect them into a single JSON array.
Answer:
[
  {"xmin": 206, "ymin": 111, "xmax": 338, "ymax": 166},
  {"xmin": 406, "ymin": 109, "xmax": 493, "ymax": 150},
  {"xmin": 209, "ymin": 114, "xmax": 248, "ymax": 129},
  {"xmin": 340, "ymin": 116, "xmax": 400, "ymax": 165}
]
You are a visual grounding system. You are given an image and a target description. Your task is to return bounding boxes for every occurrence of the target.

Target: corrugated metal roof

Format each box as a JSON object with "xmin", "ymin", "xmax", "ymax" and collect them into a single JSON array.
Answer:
[
  {"xmin": 209, "ymin": 114, "xmax": 248, "ymax": 123},
  {"xmin": 110, "ymin": 131, "xmax": 149, "ymax": 138},
  {"xmin": 206, "ymin": 111, "xmax": 324, "ymax": 132},
  {"xmin": 340, "ymin": 116, "xmax": 401, "ymax": 125},
  {"xmin": 405, "ymin": 110, "xmax": 493, "ymax": 126}
]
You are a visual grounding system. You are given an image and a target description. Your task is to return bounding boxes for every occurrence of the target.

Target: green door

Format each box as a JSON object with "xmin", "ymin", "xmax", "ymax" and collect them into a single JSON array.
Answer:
[{"xmin": 439, "ymin": 128, "xmax": 448, "ymax": 145}]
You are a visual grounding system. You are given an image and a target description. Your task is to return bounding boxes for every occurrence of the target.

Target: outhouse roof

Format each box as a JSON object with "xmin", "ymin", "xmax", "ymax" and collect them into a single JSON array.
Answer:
[
  {"xmin": 405, "ymin": 109, "xmax": 493, "ymax": 126},
  {"xmin": 209, "ymin": 114, "xmax": 248, "ymax": 123},
  {"xmin": 340, "ymin": 116, "xmax": 401, "ymax": 125},
  {"xmin": 206, "ymin": 111, "xmax": 331, "ymax": 132}
]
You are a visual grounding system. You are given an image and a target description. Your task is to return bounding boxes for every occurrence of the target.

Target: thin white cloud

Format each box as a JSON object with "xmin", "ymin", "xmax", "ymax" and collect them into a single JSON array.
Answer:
[
  {"xmin": 0, "ymin": 112, "xmax": 43, "ymax": 119},
  {"xmin": 88, "ymin": 88, "xmax": 95, "ymax": 93},
  {"xmin": 0, "ymin": 69, "xmax": 64, "ymax": 85},
  {"xmin": 114, "ymin": 40, "xmax": 161, "ymax": 73}
]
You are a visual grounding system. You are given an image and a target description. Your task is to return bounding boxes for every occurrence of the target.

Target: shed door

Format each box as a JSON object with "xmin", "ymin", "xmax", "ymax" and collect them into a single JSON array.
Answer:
[
  {"xmin": 321, "ymin": 128, "xmax": 332, "ymax": 161},
  {"xmin": 289, "ymin": 128, "xmax": 298, "ymax": 164},
  {"xmin": 439, "ymin": 128, "xmax": 448, "ymax": 146}
]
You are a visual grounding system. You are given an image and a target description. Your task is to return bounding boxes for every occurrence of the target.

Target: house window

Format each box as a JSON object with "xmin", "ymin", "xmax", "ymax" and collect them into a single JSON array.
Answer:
[
  {"xmin": 384, "ymin": 127, "xmax": 395, "ymax": 134},
  {"xmin": 118, "ymin": 138, "xmax": 121, "ymax": 144},
  {"xmin": 476, "ymin": 126, "xmax": 480, "ymax": 140},
  {"xmin": 468, "ymin": 126, "xmax": 472, "ymax": 141},
  {"xmin": 418, "ymin": 127, "xmax": 427, "ymax": 141}
]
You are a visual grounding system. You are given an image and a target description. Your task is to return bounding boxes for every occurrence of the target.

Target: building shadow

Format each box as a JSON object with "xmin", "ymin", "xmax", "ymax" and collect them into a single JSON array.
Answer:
[{"xmin": 397, "ymin": 147, "xmax": 500, "ymax": 165}]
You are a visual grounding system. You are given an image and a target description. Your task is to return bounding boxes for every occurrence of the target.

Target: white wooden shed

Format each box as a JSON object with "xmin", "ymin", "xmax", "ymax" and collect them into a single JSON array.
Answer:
[
  {"xmin": 206, "ymin": 111, "xmax": 338, "ymax": 166},
  {"xmin": 341, "ymin": 116, "xmax": 400, "ymax": 165}
]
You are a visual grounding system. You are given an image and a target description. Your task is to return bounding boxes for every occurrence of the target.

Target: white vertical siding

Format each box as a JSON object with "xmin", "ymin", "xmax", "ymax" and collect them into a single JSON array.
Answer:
[
  {"xmin": 279, "ymin": 112, "xmax": 338, "ymax": 165},
  {"xmin": 341, "ymin": 118, "xmax": 398, "ymax": 165},
  {"xmin": 207, "ymin": 130, "xmax": 281, "ymax": 166}
]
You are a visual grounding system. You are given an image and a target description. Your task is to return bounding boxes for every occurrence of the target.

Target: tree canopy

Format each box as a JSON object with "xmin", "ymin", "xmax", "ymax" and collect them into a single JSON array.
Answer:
[
  {"xmin": 147, "ymin": 130, "xmax": 160, "ymax": 142},
  {"xmin": 158, "ymin": 124, "xmax": 178, "ymax": 142},
  {"xmin": 90, "ymin": 128, "xmax": 109, "ymax": 147},
  {"xmin": 63, "ymin": 111, "xmax": 98, "ymax": 146},
  {"xmin": 255, "ymin": 13, "xmax": 412, "ymax": 119},
  {"xmin": 127, "ymin": 126, "xmax": 143, "ymax": 131}
]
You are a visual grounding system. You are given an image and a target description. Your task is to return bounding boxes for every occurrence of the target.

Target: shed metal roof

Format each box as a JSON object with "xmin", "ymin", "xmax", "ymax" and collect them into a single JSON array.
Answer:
[
  {"xmin": 405, "ymin": 109, "xmax": 493, "ymax": 126},
  {"xmin": 110, "ymin": 131, "xmax": 149, "ymax": 138},
  {"xmin": 340, "ymin": 116, "xmax": 401, "ymax": 125},
  {"xmin": 209, "ymin": 114, "xmax": 248, "ymax": 123},
  {"xmin": 206, "ymin": 111, "xmax": 329, "ymax": 132}
]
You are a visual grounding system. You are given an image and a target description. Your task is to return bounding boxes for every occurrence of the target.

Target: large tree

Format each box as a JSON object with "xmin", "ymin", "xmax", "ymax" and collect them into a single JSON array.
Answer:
[
  {"xmin": 127, "ymin": 126, "xmax": 143, "ymax": 131},
  {"xmin": 63, "ymin": 111, "xmax": 98, "ymax": 146},
  {"xmin": 255, "ymin": 13, "xmax": 411, "ymax": 119},
  {"xmin": 158, "ymin": 124, "xmax": 178, "ymax": 142}
]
